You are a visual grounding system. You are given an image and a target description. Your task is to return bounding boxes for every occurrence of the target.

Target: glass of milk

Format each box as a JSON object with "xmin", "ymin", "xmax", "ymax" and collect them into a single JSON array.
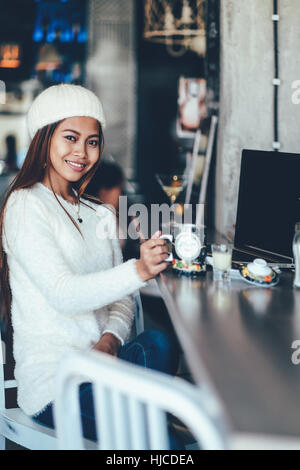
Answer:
[{"xmin": 212, "ymin": 244, "xmax": 232, "ymax": 282}]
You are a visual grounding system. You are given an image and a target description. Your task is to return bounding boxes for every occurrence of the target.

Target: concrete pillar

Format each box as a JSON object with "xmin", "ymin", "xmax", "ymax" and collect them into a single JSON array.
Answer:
[
  {"xmin": 216, "ymin": 0, "xmax": 300, "ymax": 236},
  {"xmin": 86, "ymin": 0, "xmax": 136, "ymax": 176}
]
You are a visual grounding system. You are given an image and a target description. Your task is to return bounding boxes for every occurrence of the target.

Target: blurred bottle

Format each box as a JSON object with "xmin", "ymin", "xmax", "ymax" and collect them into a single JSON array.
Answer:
[{"xmin": 293, "ymin": 222, "xmax": 300, "ymax": 287}]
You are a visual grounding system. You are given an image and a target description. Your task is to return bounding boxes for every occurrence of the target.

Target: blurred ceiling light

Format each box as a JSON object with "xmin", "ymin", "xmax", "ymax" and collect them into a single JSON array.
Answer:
[
  {"xmin": 0, "ymin": 44, "xmax": 21, "ymax": 69},
  {"xmin": 144, "ymin": 0, "xmax": 206, "ymax": 57},
  {"xmin": 36, "ymin": 43, "xmax": 62, "ymax": 71}
]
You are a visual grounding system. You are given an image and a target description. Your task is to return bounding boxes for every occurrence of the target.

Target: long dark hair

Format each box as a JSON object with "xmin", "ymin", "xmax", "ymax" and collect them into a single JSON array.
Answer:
[{"xmin": 0, "ymin": 119, "xmax": 105, "ymax": 323}]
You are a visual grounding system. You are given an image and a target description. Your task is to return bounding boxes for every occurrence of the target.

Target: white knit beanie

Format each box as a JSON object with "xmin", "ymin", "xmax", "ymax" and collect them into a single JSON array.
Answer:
[{"xmin": 27, "ymin": 84, "xmax": 106, "ymax": 139}]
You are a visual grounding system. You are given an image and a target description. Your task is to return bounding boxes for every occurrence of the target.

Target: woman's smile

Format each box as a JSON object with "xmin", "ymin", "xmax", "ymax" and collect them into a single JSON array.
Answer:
[{"xmin": 65, "ymin": 159, "xmax": 87, "ymax": 172}]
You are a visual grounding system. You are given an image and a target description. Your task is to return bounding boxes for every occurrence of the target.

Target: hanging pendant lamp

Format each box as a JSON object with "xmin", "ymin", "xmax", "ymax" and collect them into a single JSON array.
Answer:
[{"xmin": 143, "ymin": 0, "xmax": 206, "ymax": 57}]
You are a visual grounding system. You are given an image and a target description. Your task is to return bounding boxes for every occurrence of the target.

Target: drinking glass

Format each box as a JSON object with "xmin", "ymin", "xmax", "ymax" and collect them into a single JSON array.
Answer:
[
  {"xmin": 155, "ymin": 172, "xmax": 188, "ymax": 237},
  {"xmin": 155, "ymin": 173, "xmax": 187, "ymax": 205},
  {"xmin": 212, "ymin": 244, "xmax": 232, "ymax": 282}
]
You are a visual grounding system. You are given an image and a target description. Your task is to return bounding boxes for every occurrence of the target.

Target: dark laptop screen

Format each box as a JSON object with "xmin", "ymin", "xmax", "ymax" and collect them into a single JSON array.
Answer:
[{"xmin": 234, "ymin": 150, "xmax": 300, "ymax": 260}]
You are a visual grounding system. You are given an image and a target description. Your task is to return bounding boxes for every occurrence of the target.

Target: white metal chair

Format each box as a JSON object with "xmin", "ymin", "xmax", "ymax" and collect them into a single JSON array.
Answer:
[
  {"xmin": 0, "ymin": 294, "xmax": 145, "ymax": 451},
  {"xmin": 54, "ymin": 349, "xmax": 230, "ymax": 450},
  {"xmin": 0, "ymin": 328, "xmax": 58, "ymax": 450}
]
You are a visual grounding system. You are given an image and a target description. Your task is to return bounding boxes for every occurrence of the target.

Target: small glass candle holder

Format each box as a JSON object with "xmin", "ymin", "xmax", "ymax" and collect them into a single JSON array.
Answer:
[{"xmin": 212, "ymin": 244, "xmax": 232, "ymax": 282}]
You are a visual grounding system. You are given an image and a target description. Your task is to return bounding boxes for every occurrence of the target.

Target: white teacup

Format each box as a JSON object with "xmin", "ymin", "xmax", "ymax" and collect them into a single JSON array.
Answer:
[
  {"xmin": 174, "ymin": 224, "xmax": 203, "ymax": 263},
  {"xmin": 160, "ymin": 224, "xmax": 203, "ymax": 264},
  {"xmin": 247, "ymin": 259, "xmax": 272, "ymax": 277}
]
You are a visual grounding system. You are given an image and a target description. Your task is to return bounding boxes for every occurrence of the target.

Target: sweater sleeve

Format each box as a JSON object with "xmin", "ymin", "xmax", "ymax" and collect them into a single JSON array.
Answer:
[
  {"xmin": 102, "ymin": 216, "xmax": 136, "ymax": 345},
  {"xmin": 3, "ymin": 190, "xmax": 146, "ymax": 316}
]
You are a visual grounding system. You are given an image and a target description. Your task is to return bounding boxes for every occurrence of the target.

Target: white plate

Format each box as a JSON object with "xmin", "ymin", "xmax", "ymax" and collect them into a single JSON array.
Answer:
[{"xmin": 238, "ymin": 269, "xmax": 279, "ymax": 288}]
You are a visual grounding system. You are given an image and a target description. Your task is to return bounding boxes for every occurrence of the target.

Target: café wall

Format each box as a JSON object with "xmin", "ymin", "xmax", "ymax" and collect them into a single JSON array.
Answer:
[{"xmin": 215, "ymin": 0, "xmax": 300, "ymax": 236}]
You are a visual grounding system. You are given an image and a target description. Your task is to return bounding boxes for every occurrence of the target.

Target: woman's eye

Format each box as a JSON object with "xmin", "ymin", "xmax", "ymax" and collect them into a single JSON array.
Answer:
[
  {"xmin": 88, "ymin": 140, "xmax": 99, "ymax": 147},
  {"xmin": 65, "ymin": 135, "xmax": 76, "ymax": 142}
]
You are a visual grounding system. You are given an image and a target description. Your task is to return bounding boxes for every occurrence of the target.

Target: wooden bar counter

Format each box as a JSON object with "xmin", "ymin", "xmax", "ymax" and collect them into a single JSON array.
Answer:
[{"xmin": 157, "ymin": 268, "xmax": 300, "ymax": 445}]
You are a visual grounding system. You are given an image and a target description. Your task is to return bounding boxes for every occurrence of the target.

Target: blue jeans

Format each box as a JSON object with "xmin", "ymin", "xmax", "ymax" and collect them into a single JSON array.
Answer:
[{"xmin": 32, "ymin": 329, "xmax": 183, "ymax": 449}]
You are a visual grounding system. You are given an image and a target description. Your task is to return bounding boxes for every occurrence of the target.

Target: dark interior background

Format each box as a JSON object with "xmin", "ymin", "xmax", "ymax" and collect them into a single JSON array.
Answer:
[
  {"xmin": 0, "ymin": 0, "xmax": 37, "ymax": 85},
  {"xmin": 135, "ymin": 0, "xmax": 206, "ymax": 206},
  {"xmin": 0, "ymin": 0, "xmax": 220, "ymax": 227},
  {"xmin": 135, "ymin": 0, "xmax": 219, "ymax": 230}
]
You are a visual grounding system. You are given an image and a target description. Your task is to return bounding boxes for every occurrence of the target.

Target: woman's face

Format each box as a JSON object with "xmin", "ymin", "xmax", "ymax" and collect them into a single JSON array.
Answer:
[{"xmin": 48, "ymin": 116, "xmax": 101, "ymax": 185}]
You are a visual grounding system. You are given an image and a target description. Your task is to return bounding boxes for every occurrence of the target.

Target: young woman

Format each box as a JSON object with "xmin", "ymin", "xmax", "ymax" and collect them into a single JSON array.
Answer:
[{"xmin": 0, "ymin": 84, "xmax": 182, "ymax": 448}]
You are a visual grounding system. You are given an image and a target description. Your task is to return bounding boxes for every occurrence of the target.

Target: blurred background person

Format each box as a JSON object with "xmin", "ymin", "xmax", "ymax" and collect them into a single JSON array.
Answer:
[
  {"xmin": 85, "ymin": 159, "xmax": 125, "ymax": 211},
  {"xmin": 85, "ymin": 160, "xmax": 128, "ymax": 248}
]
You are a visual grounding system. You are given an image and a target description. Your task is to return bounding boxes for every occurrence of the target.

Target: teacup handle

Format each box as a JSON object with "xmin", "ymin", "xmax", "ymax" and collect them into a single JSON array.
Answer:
[{"xmin": 159, "ymin": 234, "xmax": 173, "ymax": 262}]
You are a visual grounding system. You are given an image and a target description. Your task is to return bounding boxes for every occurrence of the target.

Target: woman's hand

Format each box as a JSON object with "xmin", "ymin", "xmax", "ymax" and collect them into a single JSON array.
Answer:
[
  {"xmin": 92, "ymin": 332, "xmax": 121, "ymax": 357},
  {"xmin": 136, "ymin": 230, "xmax": 169, "ymax": 282}
]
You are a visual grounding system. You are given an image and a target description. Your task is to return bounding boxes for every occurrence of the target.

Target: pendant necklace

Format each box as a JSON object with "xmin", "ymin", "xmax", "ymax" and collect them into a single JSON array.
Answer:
[
  {"xmin": 72, "ymin": 187, "xmax": 83, "ymax": 223},
  {"xmin": 66, "ymin": 190, "xmax": 82, "ymax": 223},
  {"xmin": 76, "ymin": 200, "xmax": 83, "ymax": 223}
]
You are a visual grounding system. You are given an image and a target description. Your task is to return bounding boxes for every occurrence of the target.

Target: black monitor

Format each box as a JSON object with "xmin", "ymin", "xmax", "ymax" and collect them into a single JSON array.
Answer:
[{"xmin": 234, "ymin": 149, "xmax": 300, "ymax": 262}]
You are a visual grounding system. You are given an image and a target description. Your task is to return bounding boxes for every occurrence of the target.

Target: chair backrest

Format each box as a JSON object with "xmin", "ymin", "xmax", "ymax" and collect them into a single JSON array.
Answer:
[
  {"xmin": 196, "ymin": 115, "xmax": 218, "ymax": 226},
  {"xmin": 54, "ymin": 350, "xmax": 230, "ymax": 450},
  {"xmin": 185, "ymin": 129, "xmax": 202, "ymax": 205},
  {"xmin": 0, "ymin": 326, "xmax": 17, "ymax": 412}
]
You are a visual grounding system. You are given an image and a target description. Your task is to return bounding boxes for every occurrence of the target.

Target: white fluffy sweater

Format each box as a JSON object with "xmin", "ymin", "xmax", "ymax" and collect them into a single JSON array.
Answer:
[{"xmin": 2, "ymin": 182, "xmax": 146, "ymax": 416}]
